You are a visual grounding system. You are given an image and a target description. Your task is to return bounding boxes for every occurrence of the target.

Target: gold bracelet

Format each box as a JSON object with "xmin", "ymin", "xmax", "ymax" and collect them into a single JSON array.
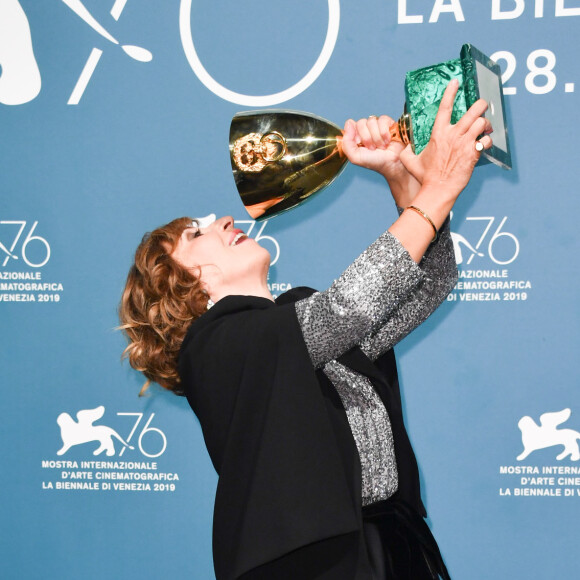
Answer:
[{"xmin": 406, "ymin": 205, "xmax": 438, "ymax": 243}]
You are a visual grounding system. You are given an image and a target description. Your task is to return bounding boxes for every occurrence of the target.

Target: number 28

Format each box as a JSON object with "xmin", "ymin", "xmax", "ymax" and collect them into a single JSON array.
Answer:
[{"xmin": 491, "ymin": 49, "xmax": 557, "ymax": 95}]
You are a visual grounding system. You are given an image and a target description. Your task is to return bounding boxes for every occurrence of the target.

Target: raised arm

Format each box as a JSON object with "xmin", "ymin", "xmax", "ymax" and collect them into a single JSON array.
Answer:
[
  {"xmin": 295, "ymin": 229, "xmax": 424, "ymax": 368},
  {"xmin": 359, "ymin": 218, "xmax": 457, "ymax": 361},
  {"xmin": 297, "ymin": 80, "xmax": 491, "ymax": 367},
  {"xmin": 342, "ymin": 79, "xmax": 492, "ymax": 263}
]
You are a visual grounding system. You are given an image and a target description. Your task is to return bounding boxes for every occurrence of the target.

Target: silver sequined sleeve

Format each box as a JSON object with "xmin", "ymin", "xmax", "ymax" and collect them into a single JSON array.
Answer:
[
  {"xmin": 295, "ymin": 230, "xmax": 424, "ymax": 369},
  {"xmin": 360, "ymin": 219, "xmax": 458, "ymax": 361},
  {"xmin": 295, "ymin": 220, "xmax": 457, "ymax": 368}
]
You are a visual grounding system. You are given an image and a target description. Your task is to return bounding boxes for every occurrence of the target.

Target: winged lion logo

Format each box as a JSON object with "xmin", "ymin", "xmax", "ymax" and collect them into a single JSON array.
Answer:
[
  {"xmin": 56, "ymin": 406, "xmax": 134, "ymax": 456},
  {"xmin": 517, "ymin": 409, "xmax": 580, "ymax": 461}
]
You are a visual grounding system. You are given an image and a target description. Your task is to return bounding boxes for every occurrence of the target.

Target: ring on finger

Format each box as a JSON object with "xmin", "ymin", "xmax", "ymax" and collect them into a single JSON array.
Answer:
[
  {"xmin": 368, "ymin": 115, "xmax": 378, "ymax": 120},
  {"xmin": 475, "ymin": 140, "xmax": 484, "ymax": 152}
]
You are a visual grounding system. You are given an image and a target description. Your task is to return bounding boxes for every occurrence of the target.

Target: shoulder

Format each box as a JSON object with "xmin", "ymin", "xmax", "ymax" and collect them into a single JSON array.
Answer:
[
  {"xmin": 182, "ymin": 296, "xmax": 275, "ymax": 347},
  {"xmin": 178, "ymin": 295, "xmax": 300, "ymax": 384}
]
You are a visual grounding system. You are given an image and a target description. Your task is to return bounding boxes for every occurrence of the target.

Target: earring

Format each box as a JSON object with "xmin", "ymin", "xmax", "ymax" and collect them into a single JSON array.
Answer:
[{"xmin": 206, "ymin": 297, "xmax": 214, "ymax": 310}]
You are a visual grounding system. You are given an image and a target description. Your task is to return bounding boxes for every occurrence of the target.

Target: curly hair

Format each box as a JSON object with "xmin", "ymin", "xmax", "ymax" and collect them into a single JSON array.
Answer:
[{"xmin": 119, "ymin": 217, "xmax": 209, "ymax": 395}]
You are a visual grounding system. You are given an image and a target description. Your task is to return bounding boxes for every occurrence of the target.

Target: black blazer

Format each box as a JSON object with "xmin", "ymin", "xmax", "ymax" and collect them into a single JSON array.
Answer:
[{"xmin": 178, "ymin": 289, "xmax": 425, "ymax": 580}]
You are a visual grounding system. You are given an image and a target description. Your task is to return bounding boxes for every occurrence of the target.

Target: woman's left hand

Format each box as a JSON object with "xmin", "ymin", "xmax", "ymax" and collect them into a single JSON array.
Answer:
[{"xmin": 342, "ymin": 115, "xmax": 421, "ymax": 207}]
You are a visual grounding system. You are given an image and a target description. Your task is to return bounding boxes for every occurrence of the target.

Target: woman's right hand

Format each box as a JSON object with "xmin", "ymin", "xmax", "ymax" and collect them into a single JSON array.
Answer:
[
  {"xmin": 400, "ymin": 78, "xmax": 492, "ymax": 203},
  {"xmin": 342, "ymin": 115, "xmax": 422, "ymax": 208}
]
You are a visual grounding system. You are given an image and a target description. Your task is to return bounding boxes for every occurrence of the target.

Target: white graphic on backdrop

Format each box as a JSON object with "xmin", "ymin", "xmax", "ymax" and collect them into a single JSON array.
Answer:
[
  {"xmin": 498, "ymin": 408, "xmax": 580, "ymax": 498},
  {"xmin": 451, "ymin": 215, "xmax": 520, "ymax": 266},
  {"xmin": 0, "ymin": 0, "xmax": 41, "ymax": 105},
  {"xmin": 179, "ymin": 0, "xmax": 340, "ymax": 106},
  {"xmin": 57, "ymin": 406, "xmax": 134, "ymax": 456},
  {"xmin": 398, "ymin": 0, "xmax": 465, "ymax": 24},
  {"xmin": 43, "ymin": 407, "xmax": 177, "ymax": 492},
  {"xmin": 449, "ymin": 212, "xmax": 484, "ymax": 265},
  {"xmin": 517, "ymin": 409, "xmax": 580, "ymax": 462},
  {"xmin": 0, "ymin": 220, "xmax": 50, "ymax": 267},
  {"xmin": 63, "ymin": 0, "xmax": 152, "ymax": 61},
  {"xmin": 0, "ymin": 1, "xmax": 152, "ymax": 106},
  {"xmin": 0, "ymin": 220, "xmax": 64, "ymax": 303},
  {"xmin": 447, "ymin": 214, "xmax": 531, "ymax": 303},
  {"xmin": 491, "ymin": 0, "xmax": 580, "ymax": 19},
  {"xmin": 451, "ymin": 233, "xmax": 484, "ymax": 265},
  {"xmin": 490, "ymin": 48, "xmax": 572, "ymax": 96},
  {"xmin": 65, "ymin": 0, "xmax": 152, "ymax": 104},
  {"xmin": 56, "ymin": 407, "xmax": 168, "ymax": 458},
  {"xmin": 3, "ymin": 3, "xmax": 577, "ymax": 105}
]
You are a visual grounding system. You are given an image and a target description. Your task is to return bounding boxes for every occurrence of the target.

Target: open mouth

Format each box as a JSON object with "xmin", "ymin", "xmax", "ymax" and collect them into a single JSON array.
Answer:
[{"xmin": 230, "ymin": 232, "xmax": 247, "ymax": 246}]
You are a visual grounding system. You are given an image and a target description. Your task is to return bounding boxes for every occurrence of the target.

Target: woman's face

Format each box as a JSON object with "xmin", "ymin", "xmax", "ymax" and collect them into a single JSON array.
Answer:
[{"xmin": 170, "ymin": 216, "xmax": 270, "ymax": 295}]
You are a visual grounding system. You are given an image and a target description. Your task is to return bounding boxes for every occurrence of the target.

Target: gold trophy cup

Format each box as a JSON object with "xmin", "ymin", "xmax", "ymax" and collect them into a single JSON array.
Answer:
[
  {"xmin": 230, "ymin": 44, "xmax": 511, "ymax": 221},
  {"xmin": 230, "ymin": 110, "xmax": 348, "ymax": 220}
]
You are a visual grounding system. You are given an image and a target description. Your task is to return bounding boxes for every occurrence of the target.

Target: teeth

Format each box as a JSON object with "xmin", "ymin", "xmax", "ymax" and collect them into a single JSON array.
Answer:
[{"xmin": 231, "ymin": 233, "xmax": 245, "ymax": 246}]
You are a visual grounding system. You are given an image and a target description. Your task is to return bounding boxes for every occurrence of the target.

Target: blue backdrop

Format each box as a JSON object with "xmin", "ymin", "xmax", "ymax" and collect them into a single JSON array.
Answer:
[{"xmin": 1, "ymin": 1, "xmax": 579, "ymax": 578}]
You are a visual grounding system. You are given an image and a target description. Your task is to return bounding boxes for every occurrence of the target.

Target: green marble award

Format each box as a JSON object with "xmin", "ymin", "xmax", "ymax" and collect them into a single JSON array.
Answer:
[
  {"xmin": 229, "ymin": 44, "xmax": 511, "ymax": 220},
  {"xmin": 395, "ymin": 43, "xmax": 511, "ymax": 169}
]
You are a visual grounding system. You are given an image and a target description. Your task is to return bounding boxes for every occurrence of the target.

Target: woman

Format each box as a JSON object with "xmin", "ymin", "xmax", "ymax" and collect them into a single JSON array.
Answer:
[{"xmin": 120, "ymin": 80, "xmax": 492, "ymax": 579}]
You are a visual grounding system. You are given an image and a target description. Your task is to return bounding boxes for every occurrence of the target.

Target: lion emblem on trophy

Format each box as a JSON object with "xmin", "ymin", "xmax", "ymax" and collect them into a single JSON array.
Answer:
[
  {"xmin": 517, "ymin": 408, "xmax": 580, "ymax": 461},
  {"xmin": 56, "ymin": 406, "xmax": 134, "ymax": 456}
]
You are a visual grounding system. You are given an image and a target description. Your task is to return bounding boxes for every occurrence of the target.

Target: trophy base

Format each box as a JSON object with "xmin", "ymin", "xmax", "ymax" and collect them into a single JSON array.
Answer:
[{"xmin": 389, "ymin": 108, "xmax": 413, "ymax": 147}]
